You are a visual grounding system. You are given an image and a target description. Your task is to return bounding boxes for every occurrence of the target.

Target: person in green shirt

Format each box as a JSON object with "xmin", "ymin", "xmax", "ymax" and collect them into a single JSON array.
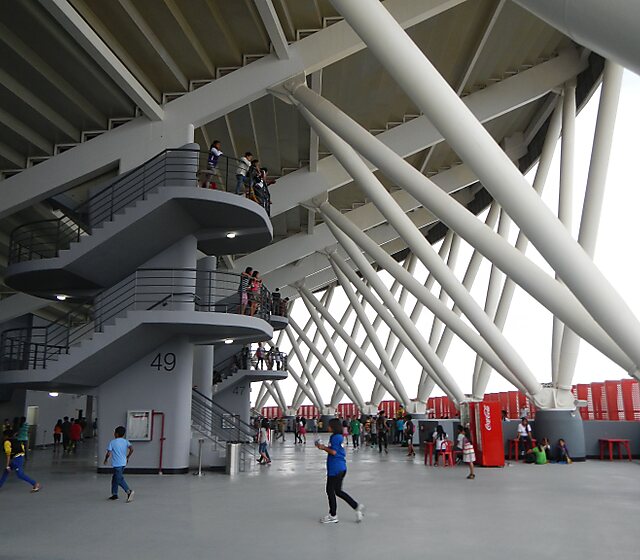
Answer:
[
  {"xmin": 16, "ymin": 417, "xmax": 29, "ymax": 462},
  {"xmin": 349, "ymin": 417, "xmax": 361, "ymax": 449},
  {"xmin": 526, "ymin": 442, "xmax": 548, "ymax": 465}
]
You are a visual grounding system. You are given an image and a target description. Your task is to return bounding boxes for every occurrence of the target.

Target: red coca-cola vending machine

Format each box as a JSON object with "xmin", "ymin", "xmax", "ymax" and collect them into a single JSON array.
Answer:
[{"xmin": 464, "ymin": 401, "xmax": 504, "ymax": 467}]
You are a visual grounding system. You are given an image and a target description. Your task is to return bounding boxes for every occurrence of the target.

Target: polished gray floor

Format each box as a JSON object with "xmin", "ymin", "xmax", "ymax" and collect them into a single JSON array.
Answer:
[{"xmin": 1, "ymin": 436, "xmax": 638, "ymax": 560}]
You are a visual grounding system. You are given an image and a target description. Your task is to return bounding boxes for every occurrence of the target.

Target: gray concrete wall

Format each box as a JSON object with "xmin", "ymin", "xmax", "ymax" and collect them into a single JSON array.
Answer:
[
  {"xmin": 583, "ymin": 421, "xmax": 640, "ymax": 458},
  {"xmin": 0, "ymin": 388, "xmax": 26, "ymax": 424},
  {"xmin": 97, "ymin": 336, "xmax": 194, "ymax": 473},
  {"xmin": 213, "ymin": 383, "xmax": 251, "ymax": 430}
]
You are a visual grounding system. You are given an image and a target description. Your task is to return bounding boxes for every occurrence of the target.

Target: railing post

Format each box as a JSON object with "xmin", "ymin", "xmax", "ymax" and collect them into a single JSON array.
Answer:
[{"xmin": 28, "ymin": 231, "xmax": 34, "ymax": 260}]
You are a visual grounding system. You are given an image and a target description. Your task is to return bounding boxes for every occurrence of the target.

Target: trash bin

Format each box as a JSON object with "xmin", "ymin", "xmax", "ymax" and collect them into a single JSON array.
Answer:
[{"xmin": 226, "ymin": 442, "xmax": 241, "ymax": 475}]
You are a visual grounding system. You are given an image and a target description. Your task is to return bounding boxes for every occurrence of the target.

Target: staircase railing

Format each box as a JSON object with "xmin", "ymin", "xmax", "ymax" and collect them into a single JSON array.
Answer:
[
  {"xmin": 191, "ymin": 388, "xmax": 257, "ymax": 469},
  {"xmin": 7, "ymin": 147, "xmax": 248, "ymax": 266},
  {"xmin": 0, "ymin": 269, "xmax": 272, "ymax": 371}
]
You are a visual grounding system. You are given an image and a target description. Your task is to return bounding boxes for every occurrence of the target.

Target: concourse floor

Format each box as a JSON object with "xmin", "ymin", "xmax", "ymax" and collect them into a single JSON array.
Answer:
[{"xmin": 1, "ymin": 436, "xmax": 638, "ymax": 560}]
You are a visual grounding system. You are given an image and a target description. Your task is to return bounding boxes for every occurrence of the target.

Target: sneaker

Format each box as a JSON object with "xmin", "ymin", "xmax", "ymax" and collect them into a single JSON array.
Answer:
[
  {"xmin": 384, "ymin": 448, "xmax": 388, "ymax": 454},
  {"xmin": 126, "ymin": 490, "xmax": 135, "ymax": 503},
  {"xmin": 319, "ymin": 514, "xmax": 339, "ymax": 524},
  {"xmin": 108, "ymin": 495, "xmax": 118, "ymax": 500},
  {"xmin": 31, "ymin": 483, "xmax": 41, "ymax": 493},
  {"xmin": 355, "ymin": 504, "xmax": 365, "ymax": 523}
]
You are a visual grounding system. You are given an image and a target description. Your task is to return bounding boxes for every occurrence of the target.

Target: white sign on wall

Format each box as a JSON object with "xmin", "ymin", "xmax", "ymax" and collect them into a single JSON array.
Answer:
[{"xmin": 126, "ymin": 410, "xmax": 152, "ymax": 441}]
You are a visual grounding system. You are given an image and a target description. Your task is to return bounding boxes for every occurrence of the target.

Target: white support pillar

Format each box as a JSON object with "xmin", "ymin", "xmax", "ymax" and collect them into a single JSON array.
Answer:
[
  {"xmin": 285, "ymin": 84, "xmax": 632, "ymax": 373},
  {"xmin": 288, "ymin": 317, "xmax": 364, "ymax": 408},
  {"xmin": 320, "ymin": 201, "xmax": 537, "ymax": 397},
  {"xmin": 472, "ymin": 207, "xmax": 510, "ymax": 392},
  {"xmin": 299, "ymin": 107, "xmax": 540, "ymax": 396},
  {"xmin": 472, "ymin": 102, "xmax": 563, "ymax": 399},
  {"xmin": 326, "ymin": 244, "xmax": 462, "ymax": 404},
  {"xmin": 552, "ymin": 81, "xmax": 577, "ymax": 383},
  {"xmin": 296, "ymin": 290, "xmax": 367, "ymax": 410},
  {"xmin": 293, "ymin": 298, "xmax": 355, "ymax": 410},
  {"xmin": 330, "ymin": 0, "xmax": 640, "ymax": 376},
  {"xmin": 428, "ymin": 234, "xmax": 460, "ymax": 347},
  {"xmin": 264, "ymin": 381, "xmax": 287, "ymax": 411},
  {"xmin": 284, "ymin": 328, "xmax": 325, "ymax": 410},
  {"xmin": 321, "ymin": 214, "xmax": 465, "ymax": 403},
  {"xmin": 291, "ymin": 288, "xmax": 333, "ymax": 406},
  {"xmin": 369, "ymin": 255, "xmax": 415, "ymax": 404},
  {"xmin": 303, "ymin": 270, "xmax": 410, "ymax": 406},
  {"xmin": 557, "ymin": 61, "xmax": 627, "ymax": 388},
  {"xmin": 330, "ymin": 291, "xmax": 367, "ymax": 407},
  {"xmin": 254, "ymin": 383, "xmax": 269, "ymax": 411}
]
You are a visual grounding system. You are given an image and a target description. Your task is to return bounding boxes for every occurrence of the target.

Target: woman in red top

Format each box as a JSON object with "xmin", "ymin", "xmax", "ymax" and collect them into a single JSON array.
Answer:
[{"xmin": 69, "ymin": 419, "xmax": 82, "ymax": 453}]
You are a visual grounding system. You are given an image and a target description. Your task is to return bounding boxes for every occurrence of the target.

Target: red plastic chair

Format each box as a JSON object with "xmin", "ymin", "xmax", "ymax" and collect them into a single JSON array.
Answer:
[{"xmin": 440, "ymin": 440, "xmax": 455, "ymax": 467}]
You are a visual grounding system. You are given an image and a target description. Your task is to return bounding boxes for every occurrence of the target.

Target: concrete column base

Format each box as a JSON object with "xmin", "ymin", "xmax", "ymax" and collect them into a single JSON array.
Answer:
[{"xmin": 534, "ymin": 409, "xmax": 586, "ymax": 461}]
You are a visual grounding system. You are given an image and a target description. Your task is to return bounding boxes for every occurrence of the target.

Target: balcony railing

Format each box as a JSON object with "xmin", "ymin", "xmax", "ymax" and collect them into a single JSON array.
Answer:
[{"xmin": 0, "ymin": 268, "xmax": 272, "ymax": 371}]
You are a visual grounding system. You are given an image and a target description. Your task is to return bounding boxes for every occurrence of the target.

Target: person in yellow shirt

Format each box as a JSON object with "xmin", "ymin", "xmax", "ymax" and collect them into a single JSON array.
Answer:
[{"xmin": 0, "ymin": 429, "xmax": 40, "ymax": 492}]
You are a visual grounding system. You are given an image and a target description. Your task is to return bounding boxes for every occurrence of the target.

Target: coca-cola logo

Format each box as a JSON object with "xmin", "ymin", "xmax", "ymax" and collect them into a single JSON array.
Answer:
[{"xmin": 483, "ymin": 405, "xmax": 492, "ymax": 431}]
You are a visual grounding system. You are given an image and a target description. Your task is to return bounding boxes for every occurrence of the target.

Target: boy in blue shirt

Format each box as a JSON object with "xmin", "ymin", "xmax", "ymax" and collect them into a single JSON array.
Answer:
[
  {"xmin": 315, "ymin": 418, "xmax": 365, "ymax": 524},
  {"xmin": 103, "ymin": 426, "xmax": 134, "ymax": 502}
]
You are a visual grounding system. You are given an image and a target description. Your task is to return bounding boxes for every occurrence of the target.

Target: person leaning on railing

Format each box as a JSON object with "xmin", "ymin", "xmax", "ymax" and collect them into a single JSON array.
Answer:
[
  {"xmin": 235, "ymin": 152, "xmax": 253, "ymax": 195},
  {"xmin": 207, "ymin": 141, "xmax": 224, "ymax": 190}
]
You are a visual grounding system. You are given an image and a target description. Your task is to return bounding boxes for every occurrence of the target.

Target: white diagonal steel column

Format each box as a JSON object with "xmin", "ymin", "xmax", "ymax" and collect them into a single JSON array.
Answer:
[
  {"xmin": 291, "ymin": 289, "xmax": 332, "ymax": 406},
  {"xmin": 288, "ymin": 316, "xmax": 364, "ymax": 408},
  {"xmin": 284, "ymin": 328, "xmax": 325, "ymax": 410},
  {"xmin": 320, "ymin": 201, "xmax": 536, "ymax": 395},
  {"xmin": 294, "ymin": 298, "xmax": 355, "ymax": 410},
  {"xmin": 255, "ymin": 383, "xmax": 269, "ymax": 410},
  {"xmin": 287, "ymin": 84, "xmax": 632, "ymax": 373},
  {"xmin": 325, "ymin": 240, "xmax": 463, "ymax": 404},
  {"xmin": 330, "ymin": 0, "xmax": 640, "ymax": 374},
  {"xmin": 557, "ymin": 61, "xmax": 628, "ymax": 387},
  {"xmin": 369, "ymin": 255, "xmax": 415, "ymax": 404},
  {"xmin": 304, "ymin": 269, "xmax": 410, "ymax": 406},
  {"xmin": 264, "ymin": 381, "xmax": 286, "ymax": 411},
  {"xmin": 428, "ymin": 233, "xmax": 460, "ymax": 347},
  {"xmin": 321, "ymin": 215, "xmax": 465, "ymax": 402},
  {"xmin": 298, "ymin": 106, "xmax": 539, "ymax": 395},
  {"xmin": 472, "ymin": 206, "xmax": 510, "ymax": 392},
  {"xmin": 552, "ymin": 81, "xmax": 577, "ymax": 383},
  {"xmin": 330, "ymin": 291, "xmax": 368, "ymax": 407},
  {"xmin": 473, "ymin": 102, "xmax": 563, "ymax": 398},
  {"xmin": 297, "ymin": 288, "xmax": 378, "ymax": 408}
]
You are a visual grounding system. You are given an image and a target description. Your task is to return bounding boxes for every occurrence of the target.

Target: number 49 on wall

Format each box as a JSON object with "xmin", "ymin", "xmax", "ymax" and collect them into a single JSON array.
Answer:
[{"xmin": 151, "ymin": 352, "xmax": 176, "ymax": 371}]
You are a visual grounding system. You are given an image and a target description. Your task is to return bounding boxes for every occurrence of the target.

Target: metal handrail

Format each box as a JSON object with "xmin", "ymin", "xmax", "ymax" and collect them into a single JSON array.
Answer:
[
  {"xmin": 0, "ymin": 268, "xmax": 273, "ymax": 372},
  {"xmin": 192, "ymin": 388, "xmax": 257, "ymax": 437},
  {"xmin": 7, "ymin": 147, "xmax": 247, "ymax": 265}
]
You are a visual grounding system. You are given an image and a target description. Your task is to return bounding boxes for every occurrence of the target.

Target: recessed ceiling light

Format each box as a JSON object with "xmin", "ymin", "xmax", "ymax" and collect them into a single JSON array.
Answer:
[
  {"xmin": 56, "ymin": 294, "xmax": 67, "ymax": 301},
  {"xmin": 224, "ymin": 338, "xmax": 234, "ymax": 344},
  {"xmin": 48, "ymin": 392, "xmax": 59, "ymax": 397},
  {"xmin": 226, "ymin": 232, "xmax": 237, "ymax": 239}
]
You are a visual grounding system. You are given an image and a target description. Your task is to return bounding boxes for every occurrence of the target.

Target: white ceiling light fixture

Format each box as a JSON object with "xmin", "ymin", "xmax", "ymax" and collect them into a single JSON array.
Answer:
[
  {"xmin": 56, "ymin": 294, "xmax": 67, "ymax": 301},
  {"xmin": 226, "ymin": 232, "xmax": 237, "ymax": 239},
  {"xmin": 224, "ymin": 338, "xmax": 234, "ymax": 344},
  {"xmin": 48, "ymin": 392, "xmax": 59, "ymax": 397}
]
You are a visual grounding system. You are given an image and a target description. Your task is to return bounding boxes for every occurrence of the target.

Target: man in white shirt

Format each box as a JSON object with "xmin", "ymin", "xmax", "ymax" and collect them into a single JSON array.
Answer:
[
  {"xmin": 235, "ymin": 152, "xmax": 253, "ymax": 195},
  {"xmin": 517, "ymin": 417, "xmax": 532, "ymax": 457}
]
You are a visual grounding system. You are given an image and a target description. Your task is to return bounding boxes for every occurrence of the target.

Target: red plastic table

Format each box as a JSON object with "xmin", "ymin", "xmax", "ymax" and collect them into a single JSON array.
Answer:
[
  {"xmin": 599, "ymin": 438, "xmax": 632, "ymax": 461},
  {"xmin": 423, "ymin": 441, "xmax": 434, "ymax": 466},
  {"xmin": 509, "ymin": 438, "xmax": 536, "ymax": 461}
]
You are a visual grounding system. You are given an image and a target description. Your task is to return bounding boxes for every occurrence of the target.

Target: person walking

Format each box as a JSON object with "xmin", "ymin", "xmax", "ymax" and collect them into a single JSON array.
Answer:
[
  {"xmin": 69, "ymin": 419, "xmax": 82, "ymax": 453},
  {"xmin": 0, "ymin": 429, "xmax": 40, "ymax": 492},
  {"xmin": 103, "ymin": 426, "xmax": 134, "ymax": 502},
  {"xmin": 53, "ymin": 419, "xmax": 63, "ymax": 451},
  {"xmin": 349, "ymin": 416, "xmax": 361, "ymax": 449},
  {"xmin": 298, "ymin": 416, "xmax": 307, "ymax": 444},
  {"xmin": 405, "ymin": 415, "xmax": 415, "ymax": 457},
  {"xmin": 16, "ymin": 417, "xmax": 30, "ymax": 462},
  {"xmin": 61, "ymin": 416, "xmax": 71, "ymax": 453},
  {"xmin": 257, "ymin": 419, "xmax": 271, "ymax": 464},
  {"xmin": 376, "ymin": 411, "xmax": 388, "ymax": 454},
  {"xmin": 316, "ymin": 418, "xmax": 365, "ymax": 524}
]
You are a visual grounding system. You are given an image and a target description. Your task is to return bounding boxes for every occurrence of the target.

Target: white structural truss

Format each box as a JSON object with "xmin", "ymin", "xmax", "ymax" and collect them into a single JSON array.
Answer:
[{"xmin": 1, "ymin": 0, "xmax": 638, "ymax": 415}]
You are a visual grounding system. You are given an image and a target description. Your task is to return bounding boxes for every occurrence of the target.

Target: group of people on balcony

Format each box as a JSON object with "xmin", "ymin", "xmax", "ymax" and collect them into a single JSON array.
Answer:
[
  {"xmin": 254, "ymin": 343, "xmax": 287, "ymax": 371},
  {"xmin": 238, "ymin": 267, "xmax": 289, "ymax": 318},
  {"xmin": 198, "ymin": 142, "xmax": 274, "ymax": 217}
]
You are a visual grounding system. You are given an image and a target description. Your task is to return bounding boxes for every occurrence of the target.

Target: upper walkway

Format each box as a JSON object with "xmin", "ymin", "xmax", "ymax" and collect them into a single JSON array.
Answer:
[{"xmin": 2, "ymin": 438, "xmax": 637, "ymax": 559}]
